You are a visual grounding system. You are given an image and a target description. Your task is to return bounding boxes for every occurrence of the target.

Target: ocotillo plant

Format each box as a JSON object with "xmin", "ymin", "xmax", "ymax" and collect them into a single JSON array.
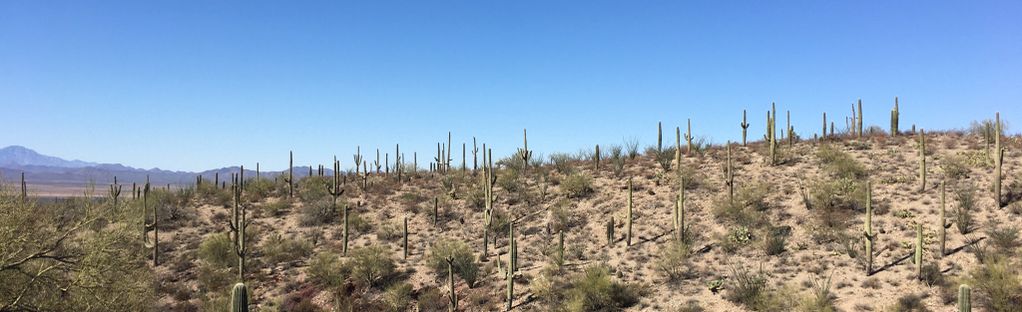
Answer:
[
  {"xmin": 919, "ymin": 129, "xmax": 927, "ymax": 191},
  {"xmin": 142, "ymin": 178, "xmax": 158, "ymax": 266},
  {"xmin": 110, "ymin": 176, "xmax": 122, "ymax": 208},
  {"xmin": 447, "ymin": 256, "xmax": 458, "ymax": 311},
  {"xmin": 864, "ymin": 180, "xmax": 873, "ymax": 275},
  {"xmin": 914, "ymin": 223, "xmax": 923, "ymax": 280},
  {"xmin": 995, "ymin": 112, "xmax": 1003, "ymax": 207},
  {"xmin": 741, "ymin": 110, "xmax": 750, "ymax": 146},
  {"xmin": 229, "ymin": 167, "xmax": 248, "ymax": 279},
  {"xmin": 518, "ymin": 128, "xmax": 532, "ymax": 172},
  {"xmin": 685, "ymin": 119, "xmax": 693, "ymax": 156},
  {"xmin": 891, "ymin": 97, "xmax": 899, "ymax": 136},
  {"xmin": 939, "ymin": 181, "xmax": 948, "ymax": 257},
  {"xmin": 231, "ymin": 282, "xmax": 249, "ymax": 312},
  {"xmin": 626, "ymin": 177, "xmax": 633, "ymax": 246},
  {"xmin": 657, "ymin": 121, "xmax": 663, "ymax": 153},
  {"xmin": 959, "ymin": 284, "xmax": 971, "ymax": 312}
]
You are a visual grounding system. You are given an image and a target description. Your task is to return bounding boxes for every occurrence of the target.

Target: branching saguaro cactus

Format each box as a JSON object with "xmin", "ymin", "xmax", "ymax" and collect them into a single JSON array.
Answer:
[
  {"xmin": 231, "ymin": 282, "xmax": 249, "ymax": 312},
  {"xmin": 110, "ymin": 176, "xmax": 122, "ymax": 208},
  {"xmin": 891, "ymin": 97, "xmax": 900, "ymax": 136},
  {"xmin": 685, "ymin": 119, "xmax": 693, "ymax": 156},
  {"xmin": 914, "ymin": 223, "xmax": 923, "ymax": 280},
  {"xmin": 959, "ymin": 284, "xmax": 971, "ymax": 312},
  {"xmin": 374, "ymin": 148, "xmax": 382, "ymax": 174},
  {"xmin": 864, "ymin": 180, "xmax": 874, "ymax": 276},
  {"xmin": 142, "ymin": 177, "xmax": 158, "ymax": 266},
  {"xmin": 919, "ymin": 129, "xmax": 927, "ymax": 191},
  {"xmin": 482, "ymin": 148, "xmax": 496, "ymax": 259},
  {"xmin": 518, "ymin": 128, "xmax": 532, "ymax": 172},
  {"xmin": 741, "ymin": 110, "xmax": 750, "ymax": 146},
  {"xmin": 353, "ymin": 146, "xmax": 363, "ymax": 176},
  {"xmin": 626, "ymin": 177, "xmax": 633, "ymax": 246},
  {"xmin": 994, "ymin": 112, "xmax": 1004, "ymax": 207},
  {"xmin": 229, "ymin": 167, "xmax": 249, "ymax": 280}
]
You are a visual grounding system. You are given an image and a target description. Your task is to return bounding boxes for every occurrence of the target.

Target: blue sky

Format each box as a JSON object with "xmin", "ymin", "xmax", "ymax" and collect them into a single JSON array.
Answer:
[{"xmin": 1, "ymin": 1, "xmax": 1020, "ymax": 172}]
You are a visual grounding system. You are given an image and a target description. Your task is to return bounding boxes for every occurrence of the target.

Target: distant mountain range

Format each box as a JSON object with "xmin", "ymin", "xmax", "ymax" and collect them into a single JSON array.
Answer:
[{"xmin": 0, "ymin": 145, "xmax": 319, "ymax": 192}]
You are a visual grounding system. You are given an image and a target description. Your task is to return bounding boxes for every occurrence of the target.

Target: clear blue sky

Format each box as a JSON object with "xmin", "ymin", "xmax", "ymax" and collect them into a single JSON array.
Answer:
[{"xmin": 2, "ymin": 1, "xmax": 1020, "ymax": 172}]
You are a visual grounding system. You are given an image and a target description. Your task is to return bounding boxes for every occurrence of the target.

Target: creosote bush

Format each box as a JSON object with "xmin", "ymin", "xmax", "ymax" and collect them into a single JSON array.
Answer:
[
  {"xmin": 562, "ymin": 265, "xmax": 641, "ymax": 312},
  {"xmin": 346, "ymin": 246, "xmax": 396, "ymax": 289}
]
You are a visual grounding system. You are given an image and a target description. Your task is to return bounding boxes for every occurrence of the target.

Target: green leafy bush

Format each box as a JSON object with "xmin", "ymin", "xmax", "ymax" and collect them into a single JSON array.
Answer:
[
  {"xmin": 561, "ymin": 173, "xmax": 594, "ymax": 198},
  {"xmin": 563, "ymin": 265, "xmax": 640, "ymax": 312},
  {"xmin": 428, "ymin": 239, "xmax": 480, "ymax": 287},
  {"xmin": 346, "ymin": 246, "xmax": 396, "ymax": 289}
]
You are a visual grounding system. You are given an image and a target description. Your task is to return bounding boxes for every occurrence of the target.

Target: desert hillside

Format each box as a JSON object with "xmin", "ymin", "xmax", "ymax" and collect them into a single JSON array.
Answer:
[{"xmin": 2, "ymin": 121, "xmax": 1020, "ymax": 312}]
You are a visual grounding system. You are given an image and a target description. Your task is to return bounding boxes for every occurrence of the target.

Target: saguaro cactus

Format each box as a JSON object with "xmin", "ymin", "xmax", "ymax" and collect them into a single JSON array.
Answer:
[
  {"xmin": 403, "ymin": 216, "xmax": 409, "ymax": 259},
  {"xmin": 767, "ymin": 103, "xmax": 778, "ymax": 165},
  {"xmin": 110, "ymin": 176, "xmax": 122, "ymax": 208},
  {"xmin": 433, "ymin": 197, "xmax": 440, "ymax": 227},
  {"xmin": 919, "ymin": 130, "xmax": 927, "ymax": 191},
  {"xmin": 822, "ymin": 112, "xmax": 828, "ymax": 139},
  {"xmin": 20, "ymin": 172, "xmax": 26, "ymax": 200},
  {"xmin": 594, "ymin": 144, "xmax": 601, "ymax": 170},
  {"xmin": 891, "ymin": 97, "xmax": 900, "ymax": 136},
  {"xmin": 286, "ymin": 151, "xmax": 294, "ymax": 198},
  {"xmin": 958, "ymin": 284, "xmax": 971, "ymax": 312},
  {"xmin": 864, "ymin": 180, "xmax": 873, "ymax": 275},
  {"xmin": 231, "ymin": 282, "xmax": 249, "ymax": 312},
  {"xmin": 472, "ymin": 137, "xmax": 479, "ymax": 174},
  {"xmin": 657, "ymin": 121, "xmax": 663, "ymax": 153},
  {"xmin": 741, "ymin": 110, "xmax": 750, "ymax": 146},
  {"xmin": 557, "ymin": 230, "xmax": 565, "ymax": 267},
  {"xmin": 674, "ymin": 126, "xmax": 682, "ymax": 167},
  {"xmin": 229, "ymin": 167, "xmax": 248, "ymax": 279},
  {"xmin": 676, "ymin": 177, "xmax": 686, "ymax": 242},
  {"xmin": 482, "ymin": 148, "xmax": 496, "ymax": 259},
  {"xmin": 447, "ymin": 256, "xmax": 458, "ymax": 311},
  {"xmin": 142, "ymin": 178, "xmax": 158, "ymax": 266},
  {"xmin": 685, "ymin": 119, "xmax": 693, "ymax": 156},
  {"xmin": 724, "ymin": 142, "xmax": 735, "ymax": 206},
  {"xmin": 939, "ymin": 181, "xmax": 948, "ymax": 257},
  {"xmin": 857, "ymin": 99, "xmax": 864, "ymax": 138},
  {"xmin": 518, "ymin": 128, "xmax": 532, "ymax": 172},
  {"xmin": 914, "ymin": 223, "xmax": 923, "ymax": 280},
  {"xmin": 995, "ymin": 112, "xmax": 1003, "ymax": 207},
  {"xmin": 606, "ymin": 216, "xmax": 615, "ymax": 246},
  {"xmin": 626, "ymin": 177, "xmax": 633, "ymax": 246}
]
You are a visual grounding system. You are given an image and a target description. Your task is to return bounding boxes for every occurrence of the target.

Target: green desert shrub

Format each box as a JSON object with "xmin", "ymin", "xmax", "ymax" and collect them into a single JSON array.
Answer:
[
  {"xmin": 816, "ymin": 145, "xmax": 867, "ymax": 179},
  {"xmin": 428, "ymin": 239, "xmax": 480, "ymax": 287},
  {"xmin": 655, "ymin": 241, "xmax": 692, "ymax": 282},
  {"xmin": 562, "ymin": 265, "xmax": 641, "ymax": 312},
  {"xmin": 262, "ymin": 234, "xmax": 313, "ymax": 265},
  {"xmin": 549, "ymin": 153, "xmax": 576, "ymax": 174},
  {"xmin": 198, "ymin": 233, "xmax": 235, "ymax": 269},
  {"xmin": 561, "ymin": 173, "xmax": 594, "ymax": 198},
  {"xmin": 955, "ymin": 184, "xmax": 976, "ymax": 234},
  {"xmin": 306, "ymin": 251, "xmax": 345, "ymax": 289},
  {"xmin": 713, "ymin": 182, "xmax": 770, "ymax": 228},
  {"xmin": 297, "ymin": 175, "xmax": 331, "ymax": 203},
  {"xmin": 300, "ymin": 198, "xmax": 340, "ymax": 226},
  {"xmin": 962, "ymin": 257, "xmax": 1022, "ymax": 311},
  {"xmin": 346, "ymin": 246, "xmax": 396, "ymax": 289},
  {"xmin": 382, "ymin": 282, "xmax": 413, "ymax": 312}
]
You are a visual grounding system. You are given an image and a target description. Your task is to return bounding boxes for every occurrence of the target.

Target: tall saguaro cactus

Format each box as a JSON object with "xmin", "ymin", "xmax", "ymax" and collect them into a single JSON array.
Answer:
[
  {"xmin": 626, "ymin": 177, "xmax": 633, "ymax": 246},
  {"xmin": 857, "ymin": 99, "xmax": 864, "ymax": 138},
  {"xmin": 594, "ymin": 144, "xmax": 601, "ymax": 170},
  {"xmin": 403, "ymin": 216, "xmax": 409, "ymax": 259},
  {"xmin": 724, "ymin": 142, "xmax": 735, "ymax": 206},
  {"xmin": 20, "ymin": 172, "xmax": 26, "ymax": 200},
  {"xmin": 994, "ymin": 112, "xmax": 1003, "ymax": 207},
  {"xmin": 685, "ymin": 119, "xmax": 693, "ymax": 156},
  {"xmin": 519, "ymin": 128, "xmax": 532, "ymax": 172},
  {"xmin": 674, "ymin": 127, "xmax": 682, "ymax": 167},
  {"xmin": 919, "ymin": 129, "xmax": 927, "ymax": 191},
  {"xmin": 482, "ymin": 148, "xmax": 496, "ymax": 259},
  {"xmin": 914, "ymin": 223, "xmax": 924, "ymax": 280},
  {"xmin": 286, "ymin": 151, "xmax": 294, "ymax": 198},
  {"xmin": 864, "ymin": 180, "xmax": 874, "ymax": 276},
  {"xmin": 657, "ymin": 121, "xmax": 663, "ymax": 153},
  {"xmin": 142, "ymin": 177, "xmax": 158, "ymax": 266},
  {"xmin": 741, "ymin": 110, "xmax": 750, "ymax": 146},
  {"xmin": 675, "ymin": 177, "xmax": 686, "ymax": 242},
  {"xmin": 822, "ymin": 112, "xmax": 828, "ymax": 139},
  {"xmin": 447, "ymin": 256, "xmax": 458, "ymax": 311},
  {"xmin": 229, "ymin": 167, "xmax": 248, "ymax": 280},
  {"xmin": 939, "ymin": 181, "xmax": 948, "ymax": 257},
  {"xmin": 891, "ymin": 97, "xmax": 900, "ymax": 136}
]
